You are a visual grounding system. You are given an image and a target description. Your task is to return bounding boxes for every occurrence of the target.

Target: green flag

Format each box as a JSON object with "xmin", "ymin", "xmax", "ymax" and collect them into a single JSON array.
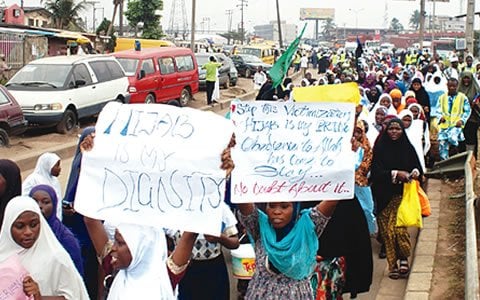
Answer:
[{"xmin": 269, "ymin": 23, "xmax": 307, "ymax": 88}]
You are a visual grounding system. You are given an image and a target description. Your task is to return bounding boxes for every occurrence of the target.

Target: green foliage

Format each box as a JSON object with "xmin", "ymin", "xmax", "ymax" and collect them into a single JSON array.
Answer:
[
  {"xmin": 44, "ymin": 0, "xmax": 85, "ymax": 30},
  {"xmin": 96, "ymin": 18, "xmax": 116, "ymax": 52},
  {"xmin": 409, "ymin": 10, "xmax": 421, "ymax": 30},
  {"xmin": 321, "ymin": 18, "xmax": 336, "ymax": 40},
  {"xmin": 125, "ymin": 0, "xmax": 164, "ymax": 39},
  {"xmin": 390, "ymin": 18, "xmax": 404, "ymax": 34}
]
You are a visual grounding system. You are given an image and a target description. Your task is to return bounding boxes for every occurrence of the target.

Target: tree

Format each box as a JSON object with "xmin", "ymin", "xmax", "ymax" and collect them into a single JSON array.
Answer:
[
  {"xmin": 125, "ymin": 0, "xmax": 164, "ymax": 39},
  {"xmin": 409, "ymin": 10, "xmax": 421, "ymax": 30},
  {"xmin": 321, "ymin": 18, "xmax": 336, "ymax": 40},
  {"xmin": 43, "ymin": 0, "xmax": 85, "ymax": 30},
  {"xmin": 96, "ymin": 18, "xmax": 116, "ymax": 52},
  {"xmin": 390, "ymin": 18, "xmax": 404, "ymax": 34}
]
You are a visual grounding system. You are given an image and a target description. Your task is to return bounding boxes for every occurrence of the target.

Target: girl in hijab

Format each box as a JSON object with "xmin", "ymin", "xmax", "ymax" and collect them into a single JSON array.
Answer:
[
  {"xmin": 0, "ymin": 159, "xmax": 21, "ymax": 228},
  {"xmin": 366, "ymin": 106, "xmax": 388, "ymax": 147},
  {"xmin": 424, "ymin": 71, "xmax": 448, "ymax": 129},
  {"xmin": 22, "ymin": 152, "xmax": 63, "ymax": 220},
  {"xmin": 399, "ymin": 109, "xmax": 427, "ymax": 172},
  {"xmin": 0, "ymin": 196, "xmax": 89, "ymax": 299},
  {"xmin": 62, "ymin": 127, "xmax": 99, "ymax": 299},
  {"xmin": 458, "ymin": 71, "xmax": 480, "ymax": 158},
  {"xmin": 29, "ymin": 184, "xmax": 84, "ymax": 275},
  {"xmin": 410, "ymin": 77, "xmax": 431, "ymax": 122},
  {"xmin": 107, "ymin": 223, "xmax": 198, "ymax": 300},
  {"xmin": 370, "ymin": 93, "xmax": 397, "ymax": 116},
  {"xmin": 366, "ymin": 86, "xmax": 381, "ymax": 106},
  {"xmin": 370, "ymin": 119, "xmax": 423, "ymax": 280},
  {"xmin": 408, "ymin": 103, "xmax": 431, "ymax": 163},
  {"xmin": 383, "ymin": 79, "xmax": 397, "ymax": 94},
  {"xmin": 362, "ymin": 73, "xmax": 377, "ymax": 91}
]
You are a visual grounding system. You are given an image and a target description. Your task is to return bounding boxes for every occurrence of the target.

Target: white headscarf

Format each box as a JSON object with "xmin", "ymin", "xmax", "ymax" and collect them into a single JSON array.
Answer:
[
  {"xmin": 0, "ymin": 196, "xmax": 88, "ymax": 299},
  {"xmin": 408, "ymin": 103, "xmax": 431, "ymax": 156},
  {"xmin": 398, "ymin": 109, "xmax": 427, "ymax": 172},
  {"xmin": 107, "ymin": 223, "xmax": 175, "ymax": 300},
  {"xmin": 22, "ymin": 152, "xmax": 63, "ymax": 220}
]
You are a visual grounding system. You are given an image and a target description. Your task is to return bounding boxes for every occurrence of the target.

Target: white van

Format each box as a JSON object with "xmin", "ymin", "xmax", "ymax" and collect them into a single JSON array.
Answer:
[{"xmin": 6, "ymin": 55, "xmax": 129, "ymax": 133}]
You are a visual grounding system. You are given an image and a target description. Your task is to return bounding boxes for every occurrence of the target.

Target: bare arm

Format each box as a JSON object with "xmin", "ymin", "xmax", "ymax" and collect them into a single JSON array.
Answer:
[
  {"xmin": 315, "ymin": 200, "xmax": 339, "ymax": 217},
  {"xmin": 84, "ymin": 216, "xmax": 109, "ymax": 256},
  {"xmin": 204, "ymin": 233, "xmax": 240, "ymax": 250},
  {"xmin": 171, "ymin": 232, "xmax": 198, "ymax": 266}
]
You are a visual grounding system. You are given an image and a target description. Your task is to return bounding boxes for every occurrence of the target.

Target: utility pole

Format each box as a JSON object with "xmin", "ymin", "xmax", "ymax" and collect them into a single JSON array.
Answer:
[
  {"xmin": 226, "ymin": 9, "xmax": 233, "ymax": 33},
  {"xmin": 466, "ymin": 0, "xmax": 475, "ymax": 54},
  {"xmin": 418, "ymin": 0, "xmax": 426, "ymax": 49},
  {"xmin": 275, "ymin": 0, "xmax": 283, "ymax": 48},
  {"xmin": 119, "ymin": 0, "xmax": 124, "ymax": 36},
  {"xmin": 190, "ymin": 0, "xmax": 196, "ymax": 53},
  {"xmin": 237, "ymin": 0, "xmax": 248, "ymax": 45}
]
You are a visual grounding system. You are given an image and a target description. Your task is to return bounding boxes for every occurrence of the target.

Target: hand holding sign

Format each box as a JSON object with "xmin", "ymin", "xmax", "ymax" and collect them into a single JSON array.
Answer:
[{"xmin": 22, "ymin": 276, "xmax": 40, "ymax": 300}]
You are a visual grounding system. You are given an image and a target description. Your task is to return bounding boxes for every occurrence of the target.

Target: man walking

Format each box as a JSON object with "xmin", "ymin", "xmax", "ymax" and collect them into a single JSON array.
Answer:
[{"xmin": 202, "ymin": 56, "xmax": 222, "ymax": 105}]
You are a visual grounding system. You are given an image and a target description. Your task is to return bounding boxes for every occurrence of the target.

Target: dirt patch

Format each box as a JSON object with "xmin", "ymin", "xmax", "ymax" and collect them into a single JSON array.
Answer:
[{"xmin": 430, "ymin": 178, "xmax": 466, "ymax": 299}]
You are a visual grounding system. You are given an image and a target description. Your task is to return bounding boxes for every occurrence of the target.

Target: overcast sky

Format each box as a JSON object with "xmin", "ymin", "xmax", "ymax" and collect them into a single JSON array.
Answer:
[{"xmin": 10, "ymin": 0, "xmax": 469, "ymax": 38}]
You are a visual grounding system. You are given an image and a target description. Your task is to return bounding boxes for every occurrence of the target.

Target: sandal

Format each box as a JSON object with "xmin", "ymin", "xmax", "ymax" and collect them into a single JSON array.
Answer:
[
  {"xmin": 388, "ymin": 268, "xmax": 400, "ymax": 280},
  {"xmin": 399, "ymin": 260, "xmax": 410, "ymax": 277}
]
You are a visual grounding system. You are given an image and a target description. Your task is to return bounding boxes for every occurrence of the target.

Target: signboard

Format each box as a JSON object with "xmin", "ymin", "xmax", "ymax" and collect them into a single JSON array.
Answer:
[
  {"xmin": 230, "ymin": 101, "xmax": 355, "ymax": 203},
  {"xmin": 456, "ymin": 38, "xmax": 466, "ymax": 50},
  {"xmin": 75, "ymin": 102, "xmax": 234, "ymax": 236},
  {"xmin": 299, "ymin": 8, "xmax": 335, "ymax": 20}
]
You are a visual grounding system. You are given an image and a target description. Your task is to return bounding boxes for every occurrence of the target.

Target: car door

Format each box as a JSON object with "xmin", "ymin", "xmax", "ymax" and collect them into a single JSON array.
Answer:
[
  {"xmin": 232, "ymin": 56, "xmax": 246, "ymax": 77},
  {"xmin": 67, "ymin": 63, "xmax": 94, "ymax": 118},
  {"xmin": 156, "ymin": 56, "xmax": 178, "ymax": 102},
  {"xmin": 136, "ymin": 58, "xmax": 158, "ymax": 102}
]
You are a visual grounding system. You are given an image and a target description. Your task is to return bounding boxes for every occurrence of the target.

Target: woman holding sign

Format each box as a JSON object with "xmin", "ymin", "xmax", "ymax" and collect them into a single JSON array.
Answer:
[
  {"xmin": 371, "ymin": 118, "xmax": 422, "ymax": 280},
  {"xmin": 0, "ymin": 196, "xmax": 89, "ymax": 299}
]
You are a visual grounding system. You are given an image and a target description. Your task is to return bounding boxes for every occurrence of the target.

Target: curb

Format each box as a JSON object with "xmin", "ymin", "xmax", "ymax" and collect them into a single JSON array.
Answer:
[
  {"xmin": 14, "ymin": 142, "xmax": 78, "ymax": 172},
  {"xmin": 403, "ymin": 179, "xmax": 441, "ymax": 300}
]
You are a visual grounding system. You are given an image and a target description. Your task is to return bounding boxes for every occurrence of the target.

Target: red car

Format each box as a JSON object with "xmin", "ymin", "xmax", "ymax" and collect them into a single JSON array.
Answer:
[
  {"xmin": 0, "ymin": 85, "xmax": 27, "ymax": 146},
  {"xmin": 113, "ymin": 47, "xmax": 199, "ymax": 106}
]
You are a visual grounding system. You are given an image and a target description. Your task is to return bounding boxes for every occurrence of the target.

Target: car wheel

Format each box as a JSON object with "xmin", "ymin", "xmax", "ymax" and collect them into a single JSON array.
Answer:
[
  {"xmin": 179, "ymin": 88, "xmax": 191, "ymax": 107},
  {"xmin": 0, "ymin": 128, "xmax": 9, "ymax": 147},
  {"xmin": 245, "ymin": 69, "xmax": 252, "ymax": 78},
  {"xmin": 145, "ymin": 93, "xmax": 155, "ymax": 104},
  {"xmin": 167, "ymin": 99, "xmax": 181, "ymax": 107},
  {"xmin": 115, "ymin": 96, "xmax": 125, "ymax": 103},
  {"xmin": 56, "ymin": 109, "xmax": 77, "ymax": 134}
]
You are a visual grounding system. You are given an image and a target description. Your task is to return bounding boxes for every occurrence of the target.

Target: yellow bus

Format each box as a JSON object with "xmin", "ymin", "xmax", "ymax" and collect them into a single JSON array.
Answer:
[
  {"xmin": 238, "ymin": 45, "xmax": 275, "ymax": 65},
  {"xmin": 114, "ymin": 38, "xmax": 175, "ymax": 52}
]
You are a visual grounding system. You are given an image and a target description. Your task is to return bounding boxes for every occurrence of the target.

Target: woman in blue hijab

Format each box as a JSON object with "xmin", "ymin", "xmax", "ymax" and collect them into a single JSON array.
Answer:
[
  {"xmin": 62, "ymin": 127, "xmax": 98, "ymax": 299},
  {"xmin": 29, "ymin": 184, "xmax": 84, "ymax": 275}
]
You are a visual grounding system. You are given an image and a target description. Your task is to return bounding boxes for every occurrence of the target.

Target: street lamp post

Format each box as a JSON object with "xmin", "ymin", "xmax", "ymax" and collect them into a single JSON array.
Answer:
[{"xmin": 348, "ymin": 8, "xmax": 364, "ymax": 31}]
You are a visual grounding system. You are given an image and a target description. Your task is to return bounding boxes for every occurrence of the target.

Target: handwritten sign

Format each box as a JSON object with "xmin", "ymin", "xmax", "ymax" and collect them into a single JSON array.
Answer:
[
  {"xmin": 0, "ymin": 255, "xmax": 31, "ymax": 300},
  {"xmin": 75, "ymin": 102, "xmax": 234, "ymax": 236},
  {"xmin": 230, "ymin": 101, "xmax": 355, "ymax": 203}
]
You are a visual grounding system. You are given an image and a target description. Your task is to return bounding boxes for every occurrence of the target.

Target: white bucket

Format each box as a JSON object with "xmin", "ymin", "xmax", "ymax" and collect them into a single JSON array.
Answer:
[{"xmin": 230, "ymin": 244, "xmax": 256, "ymax": 279}]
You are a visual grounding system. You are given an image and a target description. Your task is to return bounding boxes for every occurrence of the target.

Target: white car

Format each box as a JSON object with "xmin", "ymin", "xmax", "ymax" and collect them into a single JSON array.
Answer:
[{"xmin": 6, "ymin": 55, "xmax": 130, "ymax": 133}]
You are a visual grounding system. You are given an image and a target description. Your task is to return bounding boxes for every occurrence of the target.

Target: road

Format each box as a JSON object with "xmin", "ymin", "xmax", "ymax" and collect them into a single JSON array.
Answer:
[{"xmin": 15, "ymin": 69, "xmax": 410, "ymax": 299}]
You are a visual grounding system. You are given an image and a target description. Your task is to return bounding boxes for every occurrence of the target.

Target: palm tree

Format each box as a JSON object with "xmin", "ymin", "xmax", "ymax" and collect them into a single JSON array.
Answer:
[
  {"xmin": 43, "ymin": 0, "xmax": 85, "ymax": 30},
  {"xmin": 390, "ymin": 18, "xmax": 404, "ymax": 34},
  {"xmin": 107, "ymin": 0, "xmax": 124, "ymax": 36},
  {"xmin": 409, "ymin": 10, "xmax": 421, "ymax": 30}
]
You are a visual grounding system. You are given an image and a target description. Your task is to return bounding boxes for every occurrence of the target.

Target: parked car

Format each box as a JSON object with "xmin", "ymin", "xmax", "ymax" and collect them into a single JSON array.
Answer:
[
  {"xmin": 6, "ymin": 55, "xmax": 130, "ymax": 134},
  {"xmin": 113, "ymin": 47, "xmax": 199, "ymax": 106},
  {"xmin": 231, "ymin": 54, "xmax": 272, "ymax": 78},
  {"xmin": 215, "ymin": 53, "xmax": 238, "ymax": 86},
  {"xmin": 0, "ymin": 85, "xmax": 27, "ymax": 146},
  {"xmin": 195, "ymin": 53, "xmax": 230, "ymax": 90}
]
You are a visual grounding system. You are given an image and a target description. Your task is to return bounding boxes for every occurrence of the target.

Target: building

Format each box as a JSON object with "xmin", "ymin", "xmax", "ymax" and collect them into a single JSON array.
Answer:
[
  {"xmin": 427, "ymin": 15, "xmax": 465, "ymax": 32},
  {"xmin": 1, "ymin": 5, "xmax": 52, "ymax": 28},
  {"xmin": 253, "ymin": 21, "xmax": 297, "ymax": 44}
]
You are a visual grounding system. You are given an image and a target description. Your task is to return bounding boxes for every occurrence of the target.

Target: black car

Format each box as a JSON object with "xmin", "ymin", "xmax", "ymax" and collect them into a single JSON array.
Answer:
[
  {"xmin": 231, "ymin": 54, "xmax": 272, "ymax": 78},
  {"xmin": 195, "ymin": 53, "xmax": 231, "ymax": 90}
]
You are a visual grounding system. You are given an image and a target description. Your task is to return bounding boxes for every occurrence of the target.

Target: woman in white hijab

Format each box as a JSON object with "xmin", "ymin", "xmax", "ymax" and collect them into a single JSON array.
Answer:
[
  {"xmin": 22, "ymin": 152, "xmax": 63, "ymax": 220},
  {"xmin": 0, "ymin": 196, "xmax": 88, "ymax": 299},
  {"xmin": 398, "ymin": 109, "xmax": 427, "ymax": 172}
]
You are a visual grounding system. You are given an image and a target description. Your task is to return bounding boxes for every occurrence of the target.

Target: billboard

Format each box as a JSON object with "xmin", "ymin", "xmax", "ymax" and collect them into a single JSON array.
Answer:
[{"xmin": 300, "ymin": 8, "xmax": 335, "ymax": 20}]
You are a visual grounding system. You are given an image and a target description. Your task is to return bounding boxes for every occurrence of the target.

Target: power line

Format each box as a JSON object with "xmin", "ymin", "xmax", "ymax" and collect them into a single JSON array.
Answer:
[
  {"xmin": 226, "ymin": 9, "xmax": 233, "ymax": 33},
  {"xmin": 237, "ymin": 0, "xmax": 248, "ymax": 44}
]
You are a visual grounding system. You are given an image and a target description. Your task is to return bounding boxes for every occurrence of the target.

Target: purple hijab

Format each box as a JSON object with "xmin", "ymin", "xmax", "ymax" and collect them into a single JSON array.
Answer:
[
  {"xmin": 362, "ymin": 73, "xmax": 377, "ymax": 90},
  {"xmin": 29, "ymin": 184, "xmax": 84, "ymax": 276}
]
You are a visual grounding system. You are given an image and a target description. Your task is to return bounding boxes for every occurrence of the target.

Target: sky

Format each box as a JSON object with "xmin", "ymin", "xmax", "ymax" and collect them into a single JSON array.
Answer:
[{"xmin": 8, "ymin": 0, "xmax": 470, "ymax": 38}]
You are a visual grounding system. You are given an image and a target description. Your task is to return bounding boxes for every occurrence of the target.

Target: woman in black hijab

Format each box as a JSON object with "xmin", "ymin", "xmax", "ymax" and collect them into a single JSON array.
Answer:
[
  {"xmin": 370, "ymin": 118, "xmax": 422, "ymax": 280},
  {"xmin": 410, "ymin": 78, "xmax": 431, "ymax": 122},
  {"xmin": 0, "ymin": 159, "xmax": 21, "ymax": 228}
]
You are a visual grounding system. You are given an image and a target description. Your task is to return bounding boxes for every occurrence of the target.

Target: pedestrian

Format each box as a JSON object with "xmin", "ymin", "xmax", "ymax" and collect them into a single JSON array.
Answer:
[
  {"xmin": 253, "ymin": 66, "xmax": 267, "ymax": 90},
  {"xmin": 300, "ymin": 54, "xmax": 309, "ymax": 77},
  {"xmin": 0, "ymin": 53, "xmax": 11, "ymax": 83},
  {"xmin": 389, "ymin": 88, "xmax": 405, "ymax": 114},
  {"xmin": 293, "ymin": 51, "xmax": 302, "ymax": 72},
  {"xmin": 457, "ymin": 71, "xmax": 480, "ymax": 158},
  {"xmin": 29, "ymin": 184, "xmax": 84, "ymax": 276},
  {"xmin": 0, "ymin": 196, "xmax": 89, "ymax": 299},
  {"xmin": 0, "ymin": 159, "xmax": 21, "ymax": 229},
  {"xmin": 22, "ymin": 152, "xmax": 63, "ymax": 221},
  {"xmin": 399, "ymin": 109, "xmax": 427, "ymax": 172},
  {"xmin": 409, "ymin": 78, "xmax": 431, "ymax": 122},
  {"xmin": 201, "ymin": 56, "xmax": 222, "ymax": 105},
  {"xmin": 434, "ymin": 78, "xmax": 471, "ymax": 160},
  {"xmin": 371, "ymin": 118, "xmax": 423, "ymax": 280}
]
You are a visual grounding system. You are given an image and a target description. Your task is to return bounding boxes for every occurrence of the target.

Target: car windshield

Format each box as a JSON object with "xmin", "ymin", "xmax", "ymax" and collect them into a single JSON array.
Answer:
[
  {"xmin": 239, "ymin": 48, "xmax": 262, "ymax": 57},
  {"xmin": 8, "ymin": 64, "xmax": 72, "ymax": 88},
  {"xmin": 195, "ymin": 55, "xmax": 210, "ymax": 66},
  {"xmin": 116, "ymin": 58, "xmax": 139, "ymax": 76},
  {"xmin": 240, "ymin": 55, "xmax": 263, "ymax": 63}
]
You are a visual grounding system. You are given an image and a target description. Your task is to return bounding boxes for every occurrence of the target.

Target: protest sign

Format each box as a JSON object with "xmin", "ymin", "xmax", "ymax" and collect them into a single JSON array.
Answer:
[
  {"xmin": 230, "ymin": 101, "xmax": 355, "ymax": 203},
  {"xmin": 0, "ymin": 255, "xmax": 31, "ymax": 300},
  {"xmin": 75, "ymin": 102, "xmax": 234, "ymax": 236}
]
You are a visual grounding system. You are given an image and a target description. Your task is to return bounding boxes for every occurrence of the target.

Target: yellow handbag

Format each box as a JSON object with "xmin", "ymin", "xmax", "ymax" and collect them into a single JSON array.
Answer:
[{"xmin": 396, "ymin": 181, "xmax": 423, "ymax": 228}]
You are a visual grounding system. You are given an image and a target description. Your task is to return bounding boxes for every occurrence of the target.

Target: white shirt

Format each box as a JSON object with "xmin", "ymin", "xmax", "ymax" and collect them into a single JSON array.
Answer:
[
  {"xmin": 253, "ymin": 71, "xmax": 267, "ymax": 90},
  {"xmin": 300, "ymin": 56, "xmax": 309, "ymax": 68}
]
